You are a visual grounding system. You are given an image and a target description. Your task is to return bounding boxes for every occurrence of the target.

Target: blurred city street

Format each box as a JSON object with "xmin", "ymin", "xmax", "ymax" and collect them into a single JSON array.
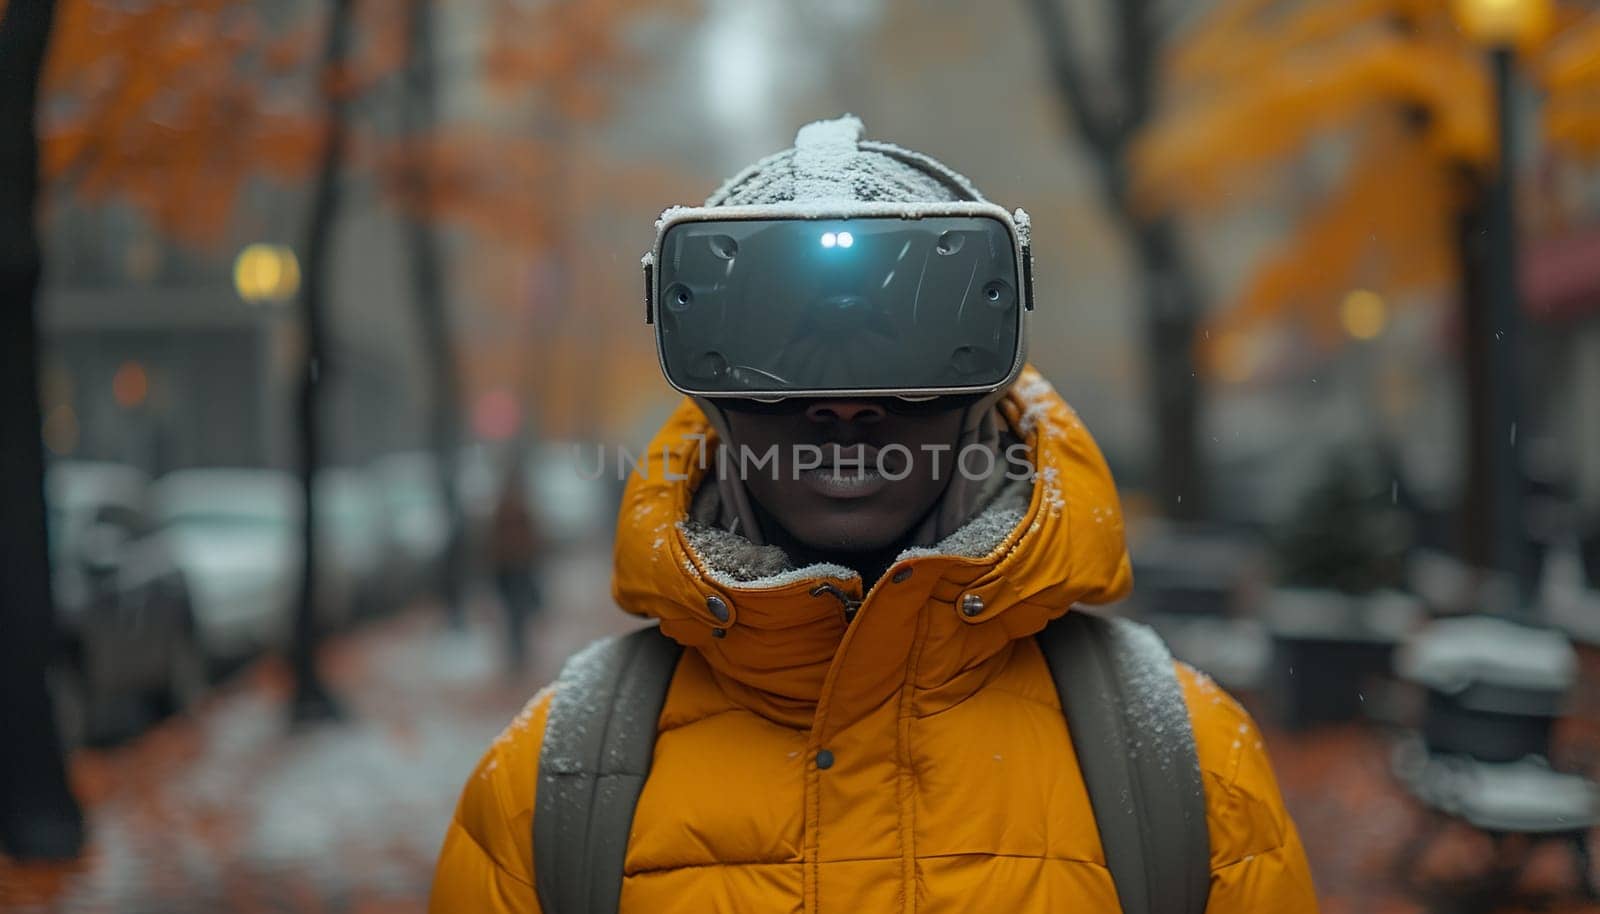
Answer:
[{"xmin": 0, "ymin": 546, "xmax": 631, "ymax": 914}]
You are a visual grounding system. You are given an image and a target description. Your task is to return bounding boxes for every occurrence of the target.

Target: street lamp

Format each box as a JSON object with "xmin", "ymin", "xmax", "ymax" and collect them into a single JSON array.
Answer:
[
  {"xmin": 232, "ymin": 244, "xmax": 301, "ymax": 305},
  {"xmin": 1340, "ymin": 289, "xmax": 1388, "ymax": 341},
  {"xmin": 1451, "ymin": 0, "xmax": 1551, "ymax": 50},
  {"xmin": 1452, "ymin": 0, "xmax": 1550, "ymax": 606}
]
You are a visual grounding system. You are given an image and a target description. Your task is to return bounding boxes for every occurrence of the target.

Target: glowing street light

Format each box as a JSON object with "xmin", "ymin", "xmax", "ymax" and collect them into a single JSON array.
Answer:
[
  {"xmin": 1451, "ymin": 0, "xmax": 1552, "ymax": 50},
  {"xmin": 1340, "ymin": 289, "xmax": 1388, "ymax": 341},
  {"xmin": 233, "ymin": 244, "xmax": 301, "ymax": 304}
]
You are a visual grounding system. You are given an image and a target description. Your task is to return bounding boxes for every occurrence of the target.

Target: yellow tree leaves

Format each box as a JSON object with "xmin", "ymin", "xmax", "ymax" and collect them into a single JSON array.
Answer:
[
  {"xmin": 1205, "ymin": 118, "xmax": 1457, "ymax": 371},
  {"xmin": 1136, "ymin": 5, "xmax": 1492, "ymax": 213},
  {"xmin": 1137, "ymin": 0, "xmax": 1600, "ymax": 370},
  {"xmin": 1539, "ymin": 11, "xmax": 1600, "ymax": 158}
]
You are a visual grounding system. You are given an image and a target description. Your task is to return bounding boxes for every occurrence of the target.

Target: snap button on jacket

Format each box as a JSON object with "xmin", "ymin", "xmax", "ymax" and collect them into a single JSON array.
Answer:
[{"xmin": 430, "ymin": 368, "xmax": 1319, "ymax": 914}]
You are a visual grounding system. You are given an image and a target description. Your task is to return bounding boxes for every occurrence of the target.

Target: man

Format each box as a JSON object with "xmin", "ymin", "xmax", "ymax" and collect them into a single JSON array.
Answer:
[{"xmin": 430, "ymin": 116, "xmax": 1318, "ymax": 913}]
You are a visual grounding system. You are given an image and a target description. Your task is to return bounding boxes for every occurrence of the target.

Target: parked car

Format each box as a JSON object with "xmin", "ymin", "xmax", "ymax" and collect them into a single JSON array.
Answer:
[
  {"xmin": 45, "ymin": 461, "xmax": 204, "ymax": 746},
  {"xmin": 152, "ymin": 468, "xmax": 301, "ymax": 663},
  {"xmin": 525, "ymin": 441, "xmax": 615, "ymax": 549},
  {"xmin": 373, "ymin": 452, "xmax": 453, "ymax": 598},
  {"xmin": 315, "ymin": 467, "xmax": 390, "ymax": 619}
]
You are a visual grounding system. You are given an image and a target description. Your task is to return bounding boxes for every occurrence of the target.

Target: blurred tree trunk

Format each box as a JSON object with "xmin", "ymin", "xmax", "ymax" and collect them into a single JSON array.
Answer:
[
  {"xmin": 0, "ymin": 0, "xmax": 85, "ymax": 860},
  {"xmin": 402, "ymin": 0, "xmax": 466, "ymax": 622},
  {"xmin": 289, "ymin": 0, "xmax": 357, "ymax": 724},
  {"xmin": 1026, "ymin": 0, "xmax": 1205, "ymax": 520},
  {"xmin": 1456, "ymin": 173, "xmax": 1494, "ymax": 569}
]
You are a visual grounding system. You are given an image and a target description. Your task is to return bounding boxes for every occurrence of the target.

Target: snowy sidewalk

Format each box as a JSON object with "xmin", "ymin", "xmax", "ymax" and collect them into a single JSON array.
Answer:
[{"xmin": 0, "ymin": 548, "xmax": 629, "ymax": 914}]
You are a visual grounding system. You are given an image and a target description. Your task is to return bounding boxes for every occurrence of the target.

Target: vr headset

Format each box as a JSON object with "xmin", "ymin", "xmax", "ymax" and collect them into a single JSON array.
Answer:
[{"xmin": 644, "ymin": 201, "xmax": 1033, "ymax": 400}]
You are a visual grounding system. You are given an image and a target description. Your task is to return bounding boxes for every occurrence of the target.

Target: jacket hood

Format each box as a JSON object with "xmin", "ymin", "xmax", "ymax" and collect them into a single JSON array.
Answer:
[{"xmin": 612, "ymin": 367, "xmax": 1132, "ymax": 725}]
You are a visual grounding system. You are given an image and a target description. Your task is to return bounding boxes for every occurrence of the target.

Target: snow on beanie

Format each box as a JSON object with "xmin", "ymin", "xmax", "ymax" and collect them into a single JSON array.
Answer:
[{"xmin": 705, "ymin": 114, "xmax": 986, "ymax": 207}]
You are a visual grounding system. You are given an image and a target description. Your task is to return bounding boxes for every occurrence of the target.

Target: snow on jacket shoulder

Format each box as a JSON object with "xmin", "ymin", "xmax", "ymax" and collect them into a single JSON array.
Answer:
[{"xmin": 431, "ymin": 368, "xmax": 1318, "ymax": 914}]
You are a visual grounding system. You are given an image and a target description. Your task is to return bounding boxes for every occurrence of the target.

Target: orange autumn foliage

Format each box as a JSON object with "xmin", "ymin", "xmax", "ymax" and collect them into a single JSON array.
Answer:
[
  {"xmin": 365, "ymin": 0, "xmax": 694, "ymax": 252},
  {"xmin": 375, "ymin": 131, "xmax": 562, "ymax": 248},
  {"xmin": 1134, "ymin": 0, "xmax": 1600, "ymax": 372},
  {"xmin": 29, "ymin": 0, "xmax": 685, "ymax": 251},
  {"xmin": 37, "ymin": 0, "xmax": 321, "ymax": 244},
  {"xmin": 483, "ymin": 0, "xmax": 686, "ymax": 119},
  {"xmin": 12, "ymin": 0, "xmax": 692, "ymax": 443},
  {"xmin": 1539, "ymin": 12, "xmax": 1600, "ymax": 158}
]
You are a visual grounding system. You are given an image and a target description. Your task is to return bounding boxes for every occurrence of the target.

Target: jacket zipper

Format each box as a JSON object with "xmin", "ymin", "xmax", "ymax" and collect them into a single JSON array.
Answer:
[{"xmin": 809, "ymin": 582, "xmax": 863, "ymax": 623}]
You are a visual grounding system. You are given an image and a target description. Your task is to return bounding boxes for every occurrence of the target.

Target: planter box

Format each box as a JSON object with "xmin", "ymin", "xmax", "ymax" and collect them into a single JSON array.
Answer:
[
  {"xmin": 1397, "ymin": 615, "xmax": 1578, "ymax": 763},
  {"xmin": 1265, "ymin": 588, "xmax": 1424, "ymax": 728}
]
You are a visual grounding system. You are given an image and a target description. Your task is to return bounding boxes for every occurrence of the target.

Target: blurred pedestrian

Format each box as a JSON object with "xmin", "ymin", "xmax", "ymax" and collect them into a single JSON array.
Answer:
[{"xmin": 489, "ymin": 459, "xmax": 541, "ymax": 673}]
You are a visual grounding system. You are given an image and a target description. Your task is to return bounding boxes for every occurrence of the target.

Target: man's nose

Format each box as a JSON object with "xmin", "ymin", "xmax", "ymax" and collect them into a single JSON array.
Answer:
[{"xmin": 804, "ymin": 400, "xmax": 885, "ymax": 424}]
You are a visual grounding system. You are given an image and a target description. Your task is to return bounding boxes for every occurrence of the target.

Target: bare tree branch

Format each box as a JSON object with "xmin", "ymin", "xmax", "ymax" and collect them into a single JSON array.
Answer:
[
  {"xmin": 1118, "ymin": 0, "xmax": 1156, "ymax": 130},
  {"xmin": 1025, "ymin": 0, "xmax": 1122, "ymax": 159}
]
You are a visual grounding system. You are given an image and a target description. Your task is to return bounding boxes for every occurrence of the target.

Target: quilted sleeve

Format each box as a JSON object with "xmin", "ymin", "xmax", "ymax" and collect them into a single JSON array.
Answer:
[
  {"xmin": 429, "ymin": 688, "xmax": 554, "ymax": 914},
  {"xmin": 1176, "ymin": 664, "xmax": 1320, "ymax": 914}
]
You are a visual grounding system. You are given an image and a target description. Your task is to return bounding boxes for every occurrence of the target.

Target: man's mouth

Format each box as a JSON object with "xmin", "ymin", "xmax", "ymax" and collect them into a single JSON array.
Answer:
[
  {"xmin": 798, "ymin": 465, "xmax": 887, "ymax": 499},
  {"xmin": 796, "ymin": 444, "xmax": 890, "ymax": 499}
]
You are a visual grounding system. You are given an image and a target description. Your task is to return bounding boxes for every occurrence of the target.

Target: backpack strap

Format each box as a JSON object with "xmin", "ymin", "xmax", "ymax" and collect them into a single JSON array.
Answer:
[
  {"xmin": 1036, "ymin": 612, "xmax": 1212, "ymax": 914},
  {"xmin": 534, "ymin": 626, "xmax": 682, "ymax": 914}
]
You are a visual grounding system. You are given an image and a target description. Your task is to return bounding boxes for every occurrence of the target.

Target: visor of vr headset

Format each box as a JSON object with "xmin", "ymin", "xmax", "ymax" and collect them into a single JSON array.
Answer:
[{"xmin": 645, "ymin": 202, "xmax": 1032, "ymax": 399}]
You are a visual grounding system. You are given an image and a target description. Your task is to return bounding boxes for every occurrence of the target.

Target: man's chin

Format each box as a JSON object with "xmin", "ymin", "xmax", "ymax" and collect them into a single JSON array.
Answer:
[{"xmin": 787, "ymin": 499, "xmax": 917, "ymax": 555}]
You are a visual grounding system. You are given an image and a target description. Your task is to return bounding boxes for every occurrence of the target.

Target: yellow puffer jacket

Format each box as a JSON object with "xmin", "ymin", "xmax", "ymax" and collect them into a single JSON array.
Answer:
[{"xmin": 431, "ymin": 369, "xmax": 1319, "ymax": 913}]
